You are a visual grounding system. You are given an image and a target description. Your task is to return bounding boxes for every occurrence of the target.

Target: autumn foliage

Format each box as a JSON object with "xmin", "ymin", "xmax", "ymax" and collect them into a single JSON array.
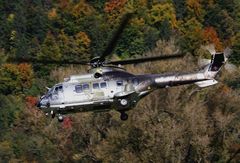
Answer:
[
  {"xmin": 0, "ymin": 63, "xmax": 33, "ymax": 94},
  {"xmin": 0, "ymin": 1, "xmax": 240, "ymax": 162},
  {"xmin": 25, "ymin": 96, "xmax": 38, "ymax": 107},
  {"xmin": 104, "ymin": 0, "xmax": 127, "ymax": 13},
  {"xmin": 203, "ymin": 27, "xmax": 223, "ymax": 51}
]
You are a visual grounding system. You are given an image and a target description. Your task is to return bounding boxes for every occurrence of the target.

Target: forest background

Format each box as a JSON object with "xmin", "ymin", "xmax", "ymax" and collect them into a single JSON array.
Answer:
[{"xmin": 0, "ymin": 0, "xmax": 240, "ymax": 162}]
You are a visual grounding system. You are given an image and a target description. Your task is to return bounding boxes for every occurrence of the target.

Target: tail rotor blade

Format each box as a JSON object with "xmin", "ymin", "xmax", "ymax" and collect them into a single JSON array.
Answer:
[
  {"xmin": 224, "ymin": 63, "xmax": 237, "ymax": 73},
  {"xmin": 224, "ymin": 47, "xmax": 232, "ymax": 58}
]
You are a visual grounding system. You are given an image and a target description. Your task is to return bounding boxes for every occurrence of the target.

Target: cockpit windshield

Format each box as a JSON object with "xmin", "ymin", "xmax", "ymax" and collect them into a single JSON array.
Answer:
[
  {"xmin": 47, "ymin": 87, "xmax": 54, "ymax": 95},
  {"xmin": 47, "ymin": 85, "xmax": 63, "ymax": 95}
]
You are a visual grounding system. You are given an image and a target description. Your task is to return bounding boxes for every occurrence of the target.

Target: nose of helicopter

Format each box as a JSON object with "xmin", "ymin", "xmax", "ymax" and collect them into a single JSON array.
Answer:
[
  {"xmin": 36, "ymin": 100, "xmax": 41, "ymax": 108},
  {"xmin": 36, "ymin": 95, "xmax": 45, "ymax": 109}
]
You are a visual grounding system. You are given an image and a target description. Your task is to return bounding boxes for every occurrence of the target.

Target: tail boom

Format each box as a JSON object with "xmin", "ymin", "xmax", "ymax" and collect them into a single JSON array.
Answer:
[
  {"xmin": 136, "ymin": 49, "xmax": 228, "ymax": 91},
  {"xmin": 153, "ymin": 52, "xmax": 226, "ymax": 88}
]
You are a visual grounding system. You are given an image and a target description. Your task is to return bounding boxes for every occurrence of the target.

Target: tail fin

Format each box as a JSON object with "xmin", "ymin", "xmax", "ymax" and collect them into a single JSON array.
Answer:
[
  {"xmin": 203, "ymin": 45, "xmax": 230, "ymax": 78},
  {"xmin": 208, "ymin": 52, "xmax": 225, "ymax": 72},
  {"xmin": 195, "ymin": 45, "xmax": 230, "ymax": 88}
]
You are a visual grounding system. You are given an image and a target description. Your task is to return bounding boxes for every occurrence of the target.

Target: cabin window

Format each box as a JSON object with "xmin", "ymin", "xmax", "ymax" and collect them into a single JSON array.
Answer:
[
  {"xmin": 100, "ymin": 82, "xmax": 107, "ymax": 88},
  {"xmin": 83, "ymin": 83, "xmax": 90, "ymax": 91},
  {"xmin": 93, "ymin": 83, "xmax": 100, "ymax": 89},
  {"xmin": 116, "ymin": 80, "xmax": 123, "ymax": 86},
  {"xmin": 75, "ymin": 85, "xmax": 82, "ymax": 93}
]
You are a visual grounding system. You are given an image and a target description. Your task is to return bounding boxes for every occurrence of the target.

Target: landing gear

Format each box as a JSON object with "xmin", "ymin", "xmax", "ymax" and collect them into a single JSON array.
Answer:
[
  {"xmin": 120, "ymin": 111, "xmax": 128, "ymax": 121},
  {"xmin": 120, "ymin": 99, "xmax": 128, "ymax": 106},
  {"xmin": 116, "ymin": 98, "xmax": 130, "ymax": 109},
  {"xmin": 57, "ymin": 115, "xmax": 64, "ymax": 122},
  {"xmin": 49, "ymin": 111, "xmax": 64, "ymax": 122},
  {"xmin": 51, "ymin": 110, "xmax": 55, "ymax": 119}
]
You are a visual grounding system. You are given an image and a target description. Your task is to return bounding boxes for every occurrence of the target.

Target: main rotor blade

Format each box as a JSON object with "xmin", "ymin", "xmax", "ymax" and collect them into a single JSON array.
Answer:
[
  {"xmin": 100, "ymin": 13, "xmax": 133, "ymax": 61},
  {"xmin": 7, "ymin": 57, "xmax": 90, "ymax": 65},
  {"xmin": 106, "ymin": 54, "xmax": 185, "ymax": 65}
]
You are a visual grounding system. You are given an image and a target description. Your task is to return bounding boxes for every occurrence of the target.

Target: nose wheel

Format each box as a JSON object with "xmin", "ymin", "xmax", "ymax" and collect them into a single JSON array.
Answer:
[
  {"xmin": 50, "ymin": 110, "xmax": 55, "ymax": 119},
  {"xmin": 120, "ymin": 111, "xmax": 128, "ymax": 121}
]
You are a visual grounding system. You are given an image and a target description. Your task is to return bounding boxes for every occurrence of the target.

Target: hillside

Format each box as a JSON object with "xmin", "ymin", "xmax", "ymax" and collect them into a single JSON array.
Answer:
[{"xmin": 0, "ymin": 0, "xmax": 240, "ymax": 162}]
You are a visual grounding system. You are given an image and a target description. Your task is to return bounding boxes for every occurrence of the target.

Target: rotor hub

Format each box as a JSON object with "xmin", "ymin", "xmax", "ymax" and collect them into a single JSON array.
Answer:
[{"xmin": 90, "ymin": 57, "xmax": 105, "ymax": 68}]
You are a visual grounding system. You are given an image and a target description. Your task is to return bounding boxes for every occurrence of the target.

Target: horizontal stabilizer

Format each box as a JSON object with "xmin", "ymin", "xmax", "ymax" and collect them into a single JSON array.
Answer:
[{"xmin": 195, "ymin": 79, "xmax": 218, "ymax": 88}]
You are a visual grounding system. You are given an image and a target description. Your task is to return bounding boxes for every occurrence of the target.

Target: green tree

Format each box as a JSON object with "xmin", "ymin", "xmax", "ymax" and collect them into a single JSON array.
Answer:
[
  {"xmin": 178, "ymin": 17, "xmax": 204, "ymax": 53},
  {"xmin": 37, "ymin": 32, "xmax": 61, "ymax": 61}
]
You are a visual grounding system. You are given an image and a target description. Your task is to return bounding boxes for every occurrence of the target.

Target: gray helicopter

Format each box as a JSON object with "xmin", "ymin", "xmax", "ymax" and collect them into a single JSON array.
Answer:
[
  {"xmin": 36, "ymin": 47, "xmax": 229, "ymax": 122},
  {"xmin": 11, "ymin": 14, "xmax": 231, "ymax": 122}
]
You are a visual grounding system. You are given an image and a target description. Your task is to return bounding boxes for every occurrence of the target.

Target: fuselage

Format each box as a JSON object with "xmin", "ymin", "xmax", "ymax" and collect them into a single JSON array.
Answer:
[
  {"xmin": 38, "ymin": 67, "xmax": 144, "ymax": 114},
  {"xmin": 36, "ymin": 49, "xmax": 227, "ymax": 121},
  {"xmin": 37, "ymin": 65, "xmax": 216, "ymax": 116}
]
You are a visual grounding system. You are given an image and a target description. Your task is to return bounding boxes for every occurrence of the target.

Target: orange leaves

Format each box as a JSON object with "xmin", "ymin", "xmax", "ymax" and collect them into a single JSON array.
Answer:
[
  {"xmin": 18, "ymin": 63, "xmax": 34, "ymax": 88},
  {"xmin": 104, "ymin": 0, "xmax": 127, "ymax": 13},
  {"xmin": 203, "ymin": 27, "xmax": 223, "ymax": 51},
  {"xmin": 186, "ymin": 0, "xmax": 203, "ymax": 17},
  {"xmin": 48, "ymin": 8, "xmax": 58, "ymax": 20},
  {"xmin": 0, "ymin": 63, "xmax": 34, "ymax": 94},
  {"xmin": 25, "ymin": 96, "xmax": 38, "ymax": 107},
  {"xmin": 72, "ymin": 1, "xmax": 95, "ymax": 17},
  {"xmin": 57, "ymin": 30, "xmax": 91, "ymax": 60},
  {"xmin": 75, "ymin": 32, "xmax": 91, "ymax": 48}
]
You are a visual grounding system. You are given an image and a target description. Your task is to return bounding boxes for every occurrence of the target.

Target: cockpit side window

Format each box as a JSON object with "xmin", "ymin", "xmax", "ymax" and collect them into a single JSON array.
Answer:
[
  {"xmin": 75, "ymin": 85, "xmax": 82, "ymax": 93},
  {"xmin": 58, "ymin": 85, "xmax": 63, "ymax": 92},
  {"xmin": 54, "ymin": 87, "xmax": 59, "ymax": 93},
  {"xmin": 83, "ymin": 83, "xmax": 90, "ymax": 91}
]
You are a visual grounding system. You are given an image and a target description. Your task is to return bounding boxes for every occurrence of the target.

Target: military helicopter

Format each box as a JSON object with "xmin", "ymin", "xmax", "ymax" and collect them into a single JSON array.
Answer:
[{"xmin": 11, "ymin": 14, "xmax": 231, "ymax": 122}]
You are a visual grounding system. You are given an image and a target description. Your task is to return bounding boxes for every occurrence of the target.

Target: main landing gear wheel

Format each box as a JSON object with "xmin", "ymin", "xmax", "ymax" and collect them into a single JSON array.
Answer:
[
  {"xmin": 57, "ymin": 115, "xmax": 64, "ymax": 122},
  {"xmin": 120, "ymin": 112, "xmax": 128, "ymax": 121},
  {"xmin": 120, "ymin": 99, "xmax": 128, "ymax": 106}
]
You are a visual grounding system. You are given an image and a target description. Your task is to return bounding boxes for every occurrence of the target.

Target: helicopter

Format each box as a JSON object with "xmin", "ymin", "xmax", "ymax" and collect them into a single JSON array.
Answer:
[{"xmin": 10, "ymin": 14, "xmax": 231, "ymax": 122}]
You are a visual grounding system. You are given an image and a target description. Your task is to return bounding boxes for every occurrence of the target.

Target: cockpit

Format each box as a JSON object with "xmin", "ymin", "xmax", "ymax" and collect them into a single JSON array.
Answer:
[
  {"xmin": 53, "ymin": 85, "xmax": 63, "ymax": 94},
  {"xmin": 37, "ymin": 84, "xmax": 64, "ymax": 108},
  {"xmin": 46, "ymin": 84, "xmax": 63, "ymax": 95}
]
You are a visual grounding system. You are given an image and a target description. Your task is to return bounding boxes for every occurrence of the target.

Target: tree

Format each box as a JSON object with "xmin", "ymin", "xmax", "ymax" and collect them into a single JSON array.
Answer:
[
  {"xmin": 203, "ymin": 27, "xmax": 223, "ymax": 51},
  {"xmin": 172, "ymin": 0, "xmax": 188, "ymax": 19},
  {"xmin": 104, "ymin": 0, "xmax": 127, "ymax": 13},
  {"xmin": 0, "ymin": 64, "xmax": 33, "ymax": 94},
  {"xmin": 57, "ymin": 30, "xmax": 91, "ymax": 61},
  {"xmin": 148, "ymin": 3, "xmax": 177, "ymax": 29},
  {"xmin": 230, "ymin": 32, "xmax": 240, "ymax": 65},
  {"xmin": 178, "ymin": 17, "xmax": 204, "ymax": 53},
  {"xmin": 37, "ymin": 32, "xmax": 61, "ymax": 61},
  {"xmin": 203, "ymin": 2, "xmax": 237, "ymax": 40},
  {"xmin": 186, "ymin": 0, "xmax": 205, "ymax": 21}
]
